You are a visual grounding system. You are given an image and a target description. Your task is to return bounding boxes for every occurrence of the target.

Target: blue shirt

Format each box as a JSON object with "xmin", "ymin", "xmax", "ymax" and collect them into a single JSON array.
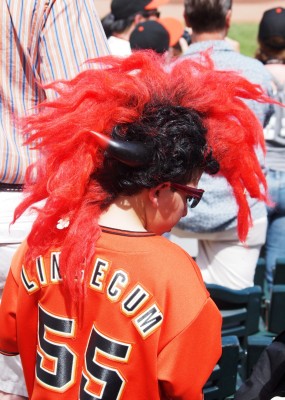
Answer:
[{"xmin": 178, "ymin": 40, "xmax": 273, "ymax": 232}]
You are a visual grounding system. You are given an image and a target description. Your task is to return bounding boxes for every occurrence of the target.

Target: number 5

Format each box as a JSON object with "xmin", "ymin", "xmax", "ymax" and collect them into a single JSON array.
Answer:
[
  {"xmin": 36, "ymin": 305, "xmax": 76, "ymax": 392},
  {"xmin": 36, "ymin": 306, "xmax": 132, "ymax": 398},
  {"xmin": 80, "ymin": 326, "xmax": 132, "ymax": 400}
]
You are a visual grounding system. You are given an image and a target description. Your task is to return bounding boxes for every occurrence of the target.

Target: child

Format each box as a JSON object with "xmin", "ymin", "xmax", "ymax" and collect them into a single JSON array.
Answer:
[{"xmin": 0, "ymin": 51, "xmax": 271, "ymax": 399}]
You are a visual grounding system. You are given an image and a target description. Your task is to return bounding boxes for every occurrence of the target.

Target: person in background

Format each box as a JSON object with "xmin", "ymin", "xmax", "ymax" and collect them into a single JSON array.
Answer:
[
  {"xmin": 255, "ymin": 7, "xmax": 285, "ymax": 288},
  {"xmin": 130, "ymin": 20, "xmax": 171, "ymax": 53},
  {"xmin": 0, "ymin": 1, "xmax": 110, "ymax": 399},
  {"xmin": 130, "ymin": 18, "xmax": 184, "ymax": 56},
  {"xmin": 168, "ymin": 0, "xmax": 273, "ymax": 290},
  {"xmin": 170, "ymin": 28, "xmax": 192, "ymax": 57},
  {"xmin": 235, "ymin": 330, "xmax": 285, "ymax": 400},
  {"xmin": 101, "ymin": 0, "xmax": 169, "ymax": 56},
  {"xmin": 0, "ymin": 49, "xmax": 272, "ymax": 399}
]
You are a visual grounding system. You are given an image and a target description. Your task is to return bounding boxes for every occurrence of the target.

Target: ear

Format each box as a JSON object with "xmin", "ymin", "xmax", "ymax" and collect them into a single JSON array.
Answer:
[
  {"xmin": 148, "ymin": 183, "xmax": 170, "ymax": 207},
  {"xmin": 134, "ymin": 14, "xmax": 143, "ymax": 24},
  {"xmin": 225, "ymin": 9, "xmax": 232, "ymax": 30}
]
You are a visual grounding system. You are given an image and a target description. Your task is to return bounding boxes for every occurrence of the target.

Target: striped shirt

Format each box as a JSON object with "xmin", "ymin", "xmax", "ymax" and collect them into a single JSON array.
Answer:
[{"xmin": 1, "ymin": 0, "xmax": 110, "ymax": 184}]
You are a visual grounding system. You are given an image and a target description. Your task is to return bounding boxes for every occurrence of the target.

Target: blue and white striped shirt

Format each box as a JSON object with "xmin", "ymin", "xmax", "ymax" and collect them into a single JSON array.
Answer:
[{"xmin": 1, "ymin": 0, "xmax": 110, "ymax": 184}]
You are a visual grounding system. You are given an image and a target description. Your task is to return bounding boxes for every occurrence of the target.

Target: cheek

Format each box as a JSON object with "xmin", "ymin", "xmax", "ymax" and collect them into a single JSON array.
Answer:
[
  {"xmin": 153, "ymin": 192, "xmax": 188, "ymax": 234},
  {"xmin": 182, "ymin": 202, "xmax": 188, "ymax": 217},
  {"xmin": 179, "ymin": 200, "xmax": 188, "ymax": 219},
  {"xmin": 174, "ymin": 194, "xmax": 188, "ymax": 217},
  {"xmin": 171, "ymin": 198, "xmax": 188, "ymax": 223}
]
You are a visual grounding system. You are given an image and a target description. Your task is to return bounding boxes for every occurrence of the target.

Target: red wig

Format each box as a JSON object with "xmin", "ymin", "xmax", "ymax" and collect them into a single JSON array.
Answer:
[{"xmin": 15, "ymin": 51, "xmax": 271, "ymax": 298}]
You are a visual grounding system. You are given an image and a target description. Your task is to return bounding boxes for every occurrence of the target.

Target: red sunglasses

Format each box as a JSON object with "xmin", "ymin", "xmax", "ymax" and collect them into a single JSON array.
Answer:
[{"xmin": 171, "ymin": 182, "xmax": 204, "ymax": 208}]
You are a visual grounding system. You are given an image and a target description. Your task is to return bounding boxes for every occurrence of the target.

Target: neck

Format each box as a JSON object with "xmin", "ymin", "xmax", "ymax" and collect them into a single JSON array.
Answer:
[
  {"xmin": 113, "ymin": 24, "xmax": 134, "ymax": 41},
  {"xmin": 99, "ymin": 193, "xmax": 147, "ymax": 232},
  {"xmin": 265, "ymin": 59, "xmax": 285, "ymax": 65},
  {"xmin": 191, "ymin": 30, "xmax": 226, "ymax": 44}
]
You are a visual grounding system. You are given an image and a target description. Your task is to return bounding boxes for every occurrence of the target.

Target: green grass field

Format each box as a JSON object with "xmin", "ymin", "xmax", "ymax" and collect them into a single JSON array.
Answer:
[{"xmin": 229, "ymin": 22, "xmax": 259, "ymax": 57}]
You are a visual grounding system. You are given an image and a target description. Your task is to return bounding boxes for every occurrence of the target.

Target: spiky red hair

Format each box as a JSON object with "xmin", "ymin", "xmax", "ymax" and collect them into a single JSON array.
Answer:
[{"xmin": 15, "ymin": 51, "xmax": 271, "ymax": 298}]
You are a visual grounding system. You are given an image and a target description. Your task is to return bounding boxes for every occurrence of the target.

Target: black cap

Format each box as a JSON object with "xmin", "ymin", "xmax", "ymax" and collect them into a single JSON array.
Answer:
[
  {"xmin": 111, "ymin": 0, "xmax": 168, "ymax": 20},
  {"xmin": 130, "ymin": 20, "xmax": 170, "ymax": 53},
  {"xmin": 258, "ymin": 7, "xmax": 285, "ymax": 49}
]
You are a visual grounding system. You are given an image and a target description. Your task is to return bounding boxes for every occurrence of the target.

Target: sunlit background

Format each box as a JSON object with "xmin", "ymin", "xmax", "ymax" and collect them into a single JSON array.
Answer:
[{"xmin": 94, "ymin": 0, "xmax": 283, "ymax": 56}]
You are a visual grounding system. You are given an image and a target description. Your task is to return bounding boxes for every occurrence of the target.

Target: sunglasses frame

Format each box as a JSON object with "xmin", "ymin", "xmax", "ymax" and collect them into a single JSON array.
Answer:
[
  {"xmin": 141, "ymin": 10, "xmax": 161, "ymax": 19},
  {"xmin": 170, "ymin": 182, "xmax": 204, "ymax": 208}
]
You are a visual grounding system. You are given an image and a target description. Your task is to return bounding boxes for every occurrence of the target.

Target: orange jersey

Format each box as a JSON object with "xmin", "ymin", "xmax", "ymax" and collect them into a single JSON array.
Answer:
[{"xmin": 0, "ymin": 227, "xmax": 221, "ymax": 399}]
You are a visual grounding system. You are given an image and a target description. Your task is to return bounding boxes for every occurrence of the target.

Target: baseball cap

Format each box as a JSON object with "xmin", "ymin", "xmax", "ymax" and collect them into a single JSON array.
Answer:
[
  {"xmin": 111, "ymin": 0, "xmax": 169, "ymax": 21},
  {"xmin": 160, "ymin": 17, "xmax": 184, "ymax": 46},
  {"xmin": 130, "ymin": 20, "xmax": 170, "ymax": 53},
  {"xmin": 130, "ymin": 18, "xmax": 184, "ymax": 53},
  {"xmin": 258, "ymin": 7, "xmax": 285, "ymax": 49}
]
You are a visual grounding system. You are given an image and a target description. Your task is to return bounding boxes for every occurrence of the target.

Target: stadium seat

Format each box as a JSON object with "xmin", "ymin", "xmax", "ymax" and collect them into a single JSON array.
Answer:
[
  {"xmin": 254, "ymin": 257, "xmax": 266, "ymax": 292},
  {"xmin": 273, "ymin": 257, "xmax": 285, "ymax": 285},
  {"xmin": 203, "ymin": 335, "xmax": 240, "ymax": 400},
  {"xmin": 244, "ymin": 284, "xmax": 285, "ymax": 379},
  {"xmin": 206, "ymin": 284, "xmax": 262, "ymax": 348},
  {"xmin": 245, "ymin": 334, "xmax": 273, "ymax": 379},
  {"xmin": 268, "ymin": 284, "xmax": 285, "ymax": 334},
  {"xmin": 206, "ymin": 284, "xmax": 263, "ymax": 381}
]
